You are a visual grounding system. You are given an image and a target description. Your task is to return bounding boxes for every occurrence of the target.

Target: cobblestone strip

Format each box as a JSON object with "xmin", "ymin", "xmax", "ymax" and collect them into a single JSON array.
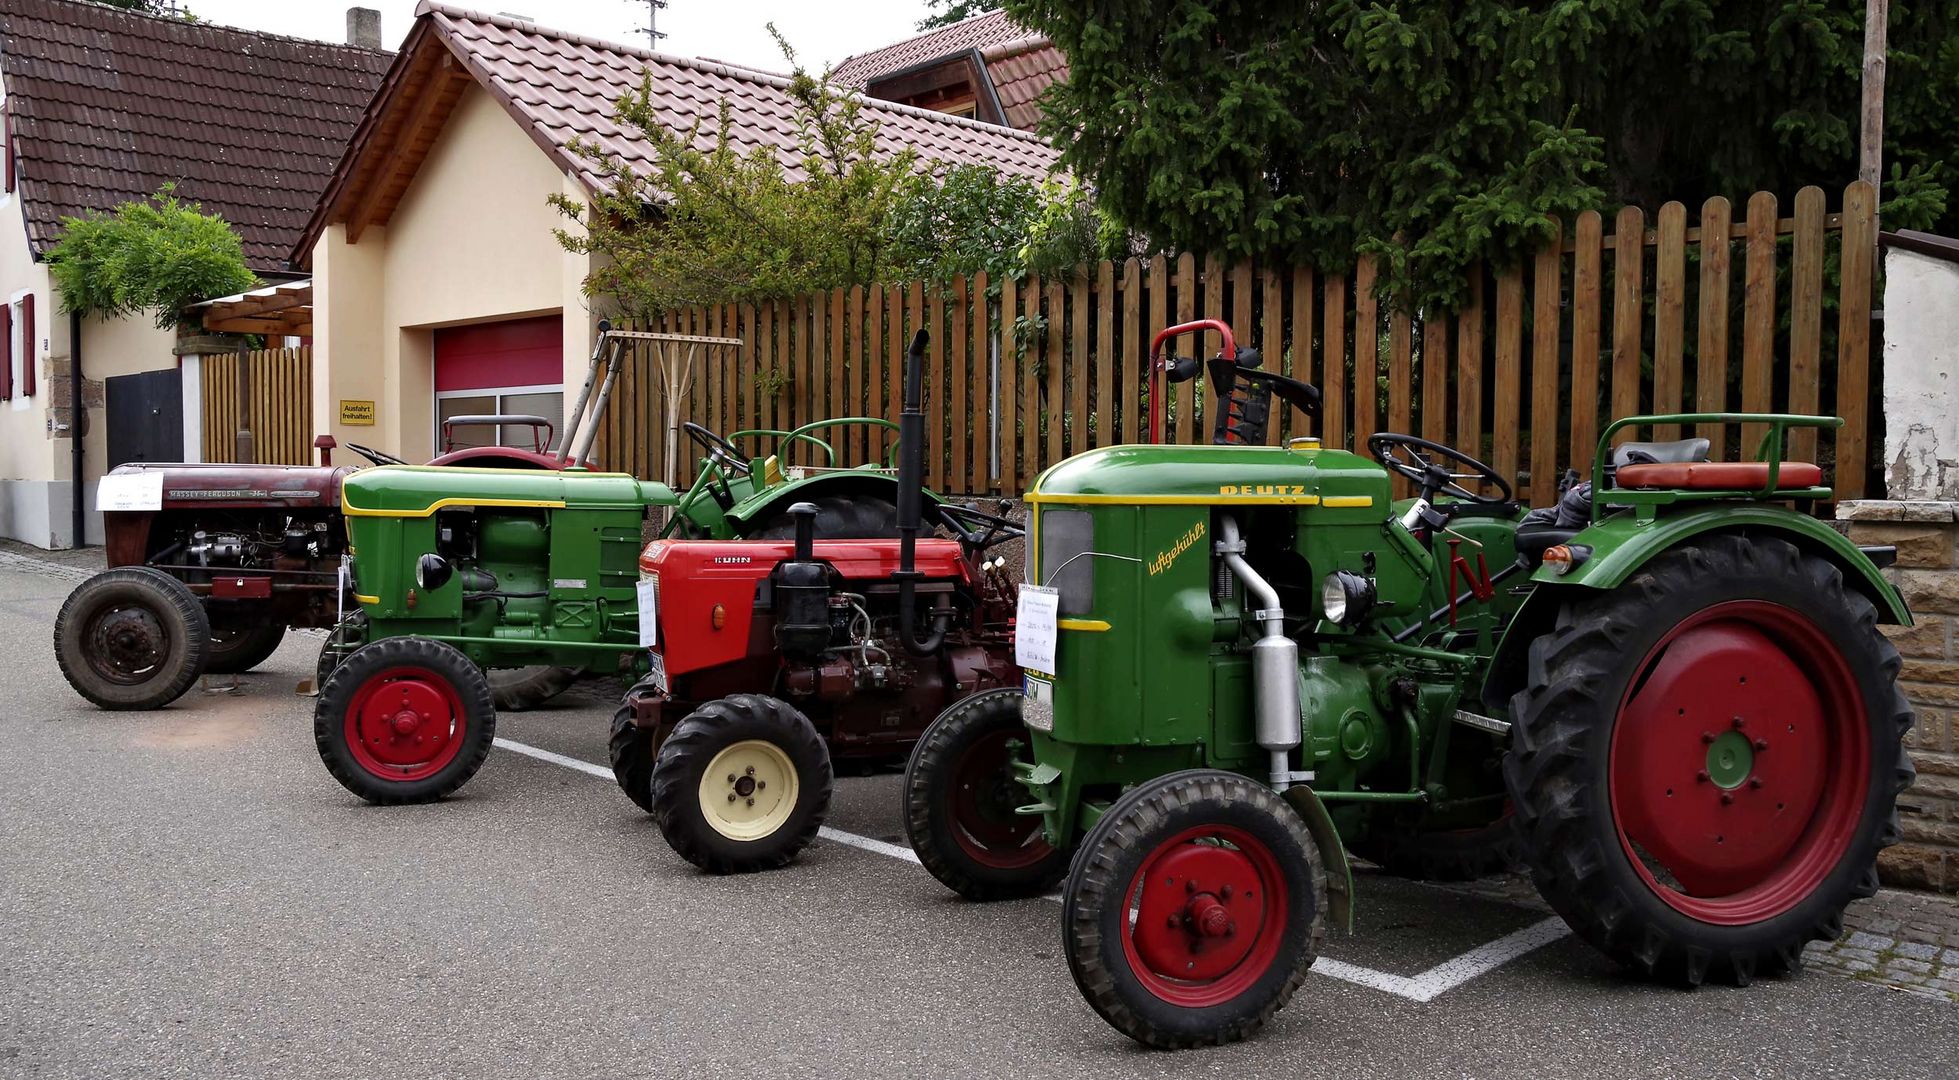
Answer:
[{"xmin": 1806, "ymin": 889, "xmax": 1959, "ymax": 1003}]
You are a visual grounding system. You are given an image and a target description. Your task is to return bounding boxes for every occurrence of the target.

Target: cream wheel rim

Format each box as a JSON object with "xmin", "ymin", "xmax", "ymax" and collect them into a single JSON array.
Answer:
[{"xmin": 697, "ymin": 739, "xmax": 799, "ymax": 841}]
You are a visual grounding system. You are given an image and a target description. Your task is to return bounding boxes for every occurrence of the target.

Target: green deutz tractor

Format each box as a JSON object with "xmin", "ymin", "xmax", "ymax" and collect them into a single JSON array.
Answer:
[
  {"xmin": 312, "ymin": 403, "xmax": 939, "ymax": 804},
  {"xmin": 902, "ymin": 319, "xmax": 1914, "ymax": 1048}
]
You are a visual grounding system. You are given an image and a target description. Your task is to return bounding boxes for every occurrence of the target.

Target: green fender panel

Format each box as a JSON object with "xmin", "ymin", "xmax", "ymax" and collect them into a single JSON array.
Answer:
[
  {"xmin": 1282, "ymin": 785, "xmax": 1354, "ymax": 933},
  {"xmin": 1542, "ymin": 506, "xmax": 1910, "ymax": 623},
  {"xmin": 1481, "ymin": 507, "xmax": 1911, "ymax": 713}
]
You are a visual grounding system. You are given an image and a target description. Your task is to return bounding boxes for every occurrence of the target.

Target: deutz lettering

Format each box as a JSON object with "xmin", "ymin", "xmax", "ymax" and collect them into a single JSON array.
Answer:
[{"xmin": 1217, "ymin": 484, "xmax": 1309, "ymax": 496}]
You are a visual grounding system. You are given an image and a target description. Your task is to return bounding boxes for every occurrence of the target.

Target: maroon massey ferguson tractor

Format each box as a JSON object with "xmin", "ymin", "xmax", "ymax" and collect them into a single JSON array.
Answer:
[{"xmin": 610, "ymin": 331, "xmax": 1043, "ymax": 876}]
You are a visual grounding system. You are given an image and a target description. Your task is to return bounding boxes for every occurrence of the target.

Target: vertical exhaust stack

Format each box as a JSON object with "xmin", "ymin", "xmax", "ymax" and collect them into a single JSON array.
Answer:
[{"xmin": 895, "ymin": 330, "xmax": 951, "ymax": 656}]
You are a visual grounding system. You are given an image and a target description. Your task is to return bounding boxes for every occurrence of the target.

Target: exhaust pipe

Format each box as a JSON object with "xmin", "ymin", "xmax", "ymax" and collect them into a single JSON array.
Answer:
[
  {"xmin": 895, "ymin": 329, "xmax": 952, "ymax": 656},
  {"xmin": 1217, "ymin": 514, "xmax": 1302, "ymax": 790}
]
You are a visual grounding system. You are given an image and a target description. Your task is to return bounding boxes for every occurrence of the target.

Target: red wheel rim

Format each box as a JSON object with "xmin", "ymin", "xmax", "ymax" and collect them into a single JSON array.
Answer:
[
  {"xmin": 342, "ymin": 665, "xmax": 469, "ymax": 783},
  {"xmin": 948, "ymin": 728, "xmax": 1054, "ymax": 870},
  {"xmin": 1119, "ymin": 824, "xmax": 1289, "ymax": 1007},
  {"xmin": 1608, "ymin": 600, "xmax": 1869, "ymax": 925}
]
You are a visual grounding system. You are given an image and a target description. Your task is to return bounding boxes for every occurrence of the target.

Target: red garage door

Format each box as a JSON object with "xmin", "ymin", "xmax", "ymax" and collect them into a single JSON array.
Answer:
[{"xmin": 433, "ymin": 315, "xmax": 564, "ymax": 452}]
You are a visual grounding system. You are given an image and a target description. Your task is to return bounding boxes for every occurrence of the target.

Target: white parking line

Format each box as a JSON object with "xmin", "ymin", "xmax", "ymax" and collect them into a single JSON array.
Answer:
[{"xmin": 492, "ymin": 735, "xmax": 1569, "ymax": 1002}]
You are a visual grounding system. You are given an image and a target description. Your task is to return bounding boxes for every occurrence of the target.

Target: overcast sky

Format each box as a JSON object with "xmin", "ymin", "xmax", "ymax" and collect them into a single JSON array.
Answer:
[{"xmin": 182, "ymin": 0, "xmax": 944, "ymax": 72}]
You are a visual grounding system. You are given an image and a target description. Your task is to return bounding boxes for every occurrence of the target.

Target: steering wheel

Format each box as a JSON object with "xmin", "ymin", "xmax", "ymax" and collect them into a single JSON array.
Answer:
[
  {"xmin": 937, "ymin": 500, "xmax": 1025, "ymax": 555},
  {"xmin": 684, "ymin": 422, "xmax": 752, "ymax": 477},
  {"xmin": 346, "ymin": 442, "xmax": 406, "ymax": 467},
  {"xmin": 1367, "ymin": 433, "xmax": 1513, "ymax": 505}
]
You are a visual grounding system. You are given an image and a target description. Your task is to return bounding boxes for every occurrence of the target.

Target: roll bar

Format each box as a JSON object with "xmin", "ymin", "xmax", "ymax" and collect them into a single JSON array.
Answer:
[{"xmin": 1145, "ymin": 320, "xmax": 1236, "ymax": 444}]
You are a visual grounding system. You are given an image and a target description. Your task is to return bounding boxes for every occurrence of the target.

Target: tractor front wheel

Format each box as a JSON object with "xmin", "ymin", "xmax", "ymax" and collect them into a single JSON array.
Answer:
[
  {"xmin": 1062, "ymin": 770, "xmax": 1326, "ymax": 1049},
  {"xmin": 55, "ymin": 567, "xmax": 211, "ymax": 710},
  {"xmin": 904, "ymin": 688, "xmax": 1068, "ymax": 900},
  {"xmin": 608, "ymin": 681, "xmax": 661, "ymax": 814},
  {"xmin": 649, "ymin": 694, "xmax": 831, "ymax": 873},
  {"xmin": 314, "ymin": 637, "xmax": 497, "ymax": 804},
  {"xmin": 1506, "ymin": 534, "xmax": 1913, "ymax": 986}
]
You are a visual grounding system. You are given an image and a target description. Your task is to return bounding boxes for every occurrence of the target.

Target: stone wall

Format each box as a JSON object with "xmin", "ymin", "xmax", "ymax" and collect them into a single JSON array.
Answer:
[{"xmin": 1840, "ymin": 499, "xmax": 1959, "ymax": 892}]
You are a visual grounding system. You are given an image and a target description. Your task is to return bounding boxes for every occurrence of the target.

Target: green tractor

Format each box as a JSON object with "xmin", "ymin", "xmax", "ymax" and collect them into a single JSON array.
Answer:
[
  {"xmin": 312, "ymin": 357, "xmax": 944, "ymax": 804},
  {"xmin": 902, "ymin": 319, "xmax": 1914, "ymax": 1048}
]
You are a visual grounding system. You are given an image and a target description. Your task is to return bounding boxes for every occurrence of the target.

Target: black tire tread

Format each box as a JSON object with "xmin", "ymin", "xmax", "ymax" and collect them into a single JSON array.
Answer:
[
  {"xmin": 609, "ymin": 689, "xmax": 658, "ymax": 814},
  {"xmin": 650, "ymin": 694, "xmax": 832, "ymax": 873},
  {"xmin": 488, "ymin": 665, "xmax": 583, "ymax": 712},
  {"xmin": 313, "ymin": 636, "xmax": 498, "ymax": 805},
  {"xmin": 902, "ymin": 688, "xmax": 1069, "ymax": 900},
  {"xmin": 55, "ymin": 567, "xmax": 212, "ymax": 710},
  {"xmin": 1504, "ymin": 532, "xmax": 1913, "ymax": 986},
  {"xmin": 1063, "ymin": 770, "xmax": 1327, "ymax": 1049},
  {"xmin": 205, "ymin": 621, "xmax": 287, "ymax": 675}
]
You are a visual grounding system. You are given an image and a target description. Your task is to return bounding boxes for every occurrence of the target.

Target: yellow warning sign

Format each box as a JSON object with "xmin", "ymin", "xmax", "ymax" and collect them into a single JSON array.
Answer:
[{"xmin": 339, "ymin": 400, "xmax": 376, "ymax": 426}]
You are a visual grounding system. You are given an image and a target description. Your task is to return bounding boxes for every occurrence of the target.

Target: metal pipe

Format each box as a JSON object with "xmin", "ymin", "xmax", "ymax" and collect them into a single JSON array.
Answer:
[
  {"xmin": 895, "ymin": 329, "xmax": 950, "ymax": 657},
  {"xmin": 1217, "ymin": 514, "xmax": 1301, "ymax": 790},
  {"xmin": 69, "ymin": 308, "xmax": 84, "ymax": 546}
]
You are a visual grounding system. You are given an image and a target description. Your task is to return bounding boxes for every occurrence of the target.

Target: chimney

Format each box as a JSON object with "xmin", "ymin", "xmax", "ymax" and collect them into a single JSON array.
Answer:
[{"xmin": 346, "ymin": 7, "xmax": 381, "ymax": 49}]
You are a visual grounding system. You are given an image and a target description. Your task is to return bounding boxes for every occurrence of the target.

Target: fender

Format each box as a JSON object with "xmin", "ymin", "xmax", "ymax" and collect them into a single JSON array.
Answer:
[
  {"xmin": 1281, "ymin": 785, "xmax": 1354, "ymax": 933},
  {"xmin": 723, "ymin": 470, "xmax": 943, "ymax": 534},
  {"xmin": 1481, "ymin": 506, "xmax": 1910, "ymax": 713}
]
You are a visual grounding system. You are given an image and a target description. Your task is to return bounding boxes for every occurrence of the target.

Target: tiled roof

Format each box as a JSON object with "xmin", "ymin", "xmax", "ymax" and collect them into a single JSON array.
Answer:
[
  {"xmin": 0, "ymin": 0, "xmax": 391, "ymax": 272},
  {"xmin": 982, "ymin": 38, "xmax": 1067, "ymax": 133},
  {"xmin": 830, "ymin": 9, "xmax": 1030, "ymax": 87}
]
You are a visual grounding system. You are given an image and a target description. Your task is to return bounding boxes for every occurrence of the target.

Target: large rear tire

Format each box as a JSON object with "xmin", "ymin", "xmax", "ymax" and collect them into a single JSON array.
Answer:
[
  {"xmin": 487, "ymin": 665, "xmax": 583, "ymax": 711},
  {"xmin": 1505, "ymin": 534, "xmax": 1913, "ymax": 986},
  {"xmin": 55, "ymin": 567, "xmax": 211, "ymax": 710},
  {"xmin": 650, "ymin": 694, "xmax": 831, "ymax": 873},
  {"xmin": 753, "ymin": 495, "xmax": 900, "ymax": 539},
  {"xmin": 314, "ymin": 637, "xmax": 497, "ymax": 805},
  {"xmin": 904, "ymin": 689, "xmax": 1068, "ymax": 900},
  {"xmin": 1062, "ymin": 770, "xmax": 1325, "ymax": 1049},
  {"xmin": 206, "ymin": 621, "xmax": 287, "ymax": 675}
]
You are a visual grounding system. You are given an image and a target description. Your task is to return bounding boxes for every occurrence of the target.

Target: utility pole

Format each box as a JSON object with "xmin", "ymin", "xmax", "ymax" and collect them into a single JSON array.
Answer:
[
  {"xmin": 633, "ymin": 0, "xmax": 670, "ymax": 46},
  {"xmin": 1860, "ymin": 0, "xmax": 1889, "ymax": 199}
]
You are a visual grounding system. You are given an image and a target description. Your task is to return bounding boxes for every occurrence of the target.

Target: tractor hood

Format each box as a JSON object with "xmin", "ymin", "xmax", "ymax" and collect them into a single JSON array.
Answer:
[
  {"xmin": 108, "ymin": 461, "xmax": 355, "ymax": 510},
  {"xmin": 1026, "ymin": 444, "xmax": 1389, "ymax": 509},
  {"xmin": 342, "ymin": 465, "xmax": 673, "ymax": 518}
]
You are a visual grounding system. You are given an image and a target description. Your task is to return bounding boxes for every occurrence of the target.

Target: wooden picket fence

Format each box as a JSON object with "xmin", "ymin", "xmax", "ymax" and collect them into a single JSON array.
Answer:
[
  {"xmin": 600, "ymin": 181, "xmax": 1877, "ymax": 504},
  {"xmin": 200, "ymin": 347, "xmax": 315, "ymax": 466}
]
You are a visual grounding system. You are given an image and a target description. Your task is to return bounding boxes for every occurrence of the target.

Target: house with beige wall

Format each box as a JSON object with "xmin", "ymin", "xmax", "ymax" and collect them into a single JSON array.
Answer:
[
  {"xmin": 0, "ymin": 0, "xmax": 387, "ymax": 547},
  {"xmin": 296, "ymin": 1, "xmax": 1059, "ymax": 466}
]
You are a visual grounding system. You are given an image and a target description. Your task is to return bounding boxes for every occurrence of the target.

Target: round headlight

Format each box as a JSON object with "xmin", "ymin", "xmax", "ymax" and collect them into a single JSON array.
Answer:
[
  {"xmin": 1321, "ymin": 570, "xmax": 1375, "ymax": 626},
  {"xmin": 415, "ymin": 553, "xmax": 453, "ymax": 591}
]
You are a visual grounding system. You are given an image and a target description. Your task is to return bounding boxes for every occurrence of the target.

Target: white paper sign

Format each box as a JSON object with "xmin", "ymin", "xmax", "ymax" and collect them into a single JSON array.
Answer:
[
  {"xmin": 1015, "ymin": 584, "xmax": 1061, "ymax": 675},
  {"xmin": 97, "ymin": 471, "xmax": 163, "ymax": 512},
  {"xmin": 636, "ymin": 578, "xmax": 660, "ymax": 647}
]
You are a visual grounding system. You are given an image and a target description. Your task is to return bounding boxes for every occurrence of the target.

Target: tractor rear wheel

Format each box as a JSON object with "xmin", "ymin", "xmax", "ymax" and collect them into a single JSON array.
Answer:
[
  {"xmin": 55, "ymin": 567, "xmax": 211, "ymax": 710},
  {"xmin": 1062, "ymin": 770, "xmax": 1326, "ymax": 1049},
  {"xmin": 1505, "ymin": 534, "xmax": 1913, "ymax": 986},
  {"xmin": 650, "ymin": 694, "xmax": 831, "ymax": 873},
  {"xmin": 609, "ymin": 683, "xmax": 660, "ymax": 814},
  {"xmin": 754, "ymin": 495, "xmax": 900, "ymax": 539},
  {"xmin": 206, "ymin": 621, "xmax": 287, "ymax": 675},
  {"xmin": 314, "ymin": 637, "xmax": 497, "ymax": 805},
  {"xmin": 904, "ymin": 688, "xmax": 1068, "ymax": 900},
  {"xmin": 487, "ymin": 665, "xmax": 583, "ymax": 711}
]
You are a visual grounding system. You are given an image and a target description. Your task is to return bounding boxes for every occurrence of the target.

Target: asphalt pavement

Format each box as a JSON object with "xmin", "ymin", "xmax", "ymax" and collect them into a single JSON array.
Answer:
[{"xmin": 3, "ymin": 558, "xmax": 1956, "ymax": 1079}]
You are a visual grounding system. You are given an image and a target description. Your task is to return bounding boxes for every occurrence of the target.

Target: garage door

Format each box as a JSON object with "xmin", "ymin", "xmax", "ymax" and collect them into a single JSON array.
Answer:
[{"xmin": 433, "ymin": 315, "xmax": 564, "ymax": 453}]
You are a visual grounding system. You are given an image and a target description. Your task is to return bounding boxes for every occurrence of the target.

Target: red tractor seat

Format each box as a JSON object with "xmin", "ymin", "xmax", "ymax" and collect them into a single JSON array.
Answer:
[{"xmin": 1615, "ymin": 461, "xmax": 1824, "ymax": 490}]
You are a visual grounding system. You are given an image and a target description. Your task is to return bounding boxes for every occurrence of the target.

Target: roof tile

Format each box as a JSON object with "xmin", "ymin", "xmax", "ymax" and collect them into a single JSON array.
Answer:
[
  {"xmin": 829, "ymin": 10, "xmax": 1029, "ymax": 87},
  {"xmin": 0, "ymin": 0, "xmax": 390, "ymax": 272}
]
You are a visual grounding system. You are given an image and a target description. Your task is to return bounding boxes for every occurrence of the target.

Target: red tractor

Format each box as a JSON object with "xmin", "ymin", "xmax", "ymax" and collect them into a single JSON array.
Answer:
[{"xmin": 610, "ymin": 332, "xmax": 1047, "ymax": 877}]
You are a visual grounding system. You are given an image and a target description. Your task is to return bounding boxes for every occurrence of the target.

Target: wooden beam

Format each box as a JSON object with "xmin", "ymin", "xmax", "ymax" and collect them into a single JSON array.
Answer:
[{"xmin": 347, "ymin": 56, "xmax": 460, "ymax": 243}]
